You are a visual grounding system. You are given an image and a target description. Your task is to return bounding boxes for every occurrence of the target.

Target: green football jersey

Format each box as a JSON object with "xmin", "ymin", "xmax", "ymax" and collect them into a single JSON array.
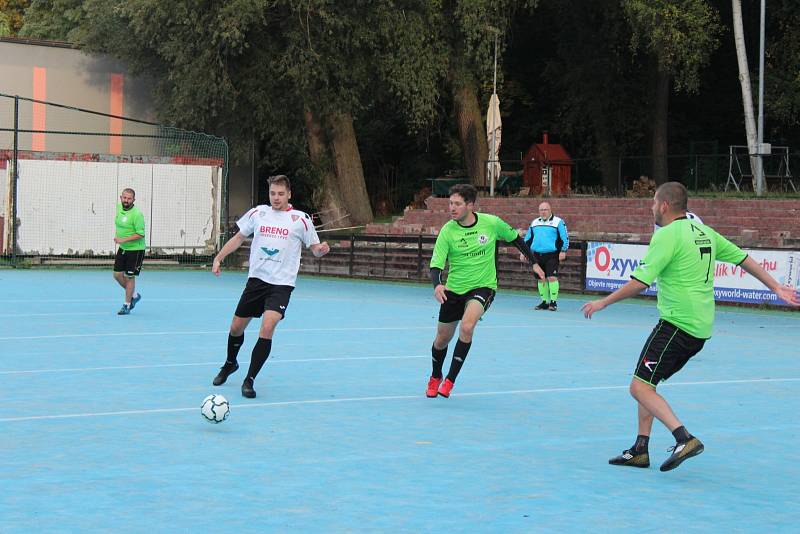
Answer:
[
  {"xmin": 115, "ymin": 203, "xmax": 146, "ymax": 251},
  {"xmin": 430, "ymin": 212, "xmax": 519, "ymax": 294},
  {"xmin": 631, "ymin": 218, "xmax": 747, "ymax": 338}
]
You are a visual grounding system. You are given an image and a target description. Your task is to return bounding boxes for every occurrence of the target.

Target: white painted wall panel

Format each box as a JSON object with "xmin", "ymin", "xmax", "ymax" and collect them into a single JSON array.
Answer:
[
  {"xmin": 17, "ymin": 159, "xmax": 72, "ymax": 254},
  {"xmin": 71, "ymin": 161, "xmax": 118, "ymax": 254},
  {"xmin": 184, "ymin": 165, "xmax": 216, "ymax": 249},
  {"xmin": 150, "ymin": 164, "xmax": 186, "ymax": 250},
  {"xmin": 14, "ymin": 160, "xmax": 220, "ymax": 256}
]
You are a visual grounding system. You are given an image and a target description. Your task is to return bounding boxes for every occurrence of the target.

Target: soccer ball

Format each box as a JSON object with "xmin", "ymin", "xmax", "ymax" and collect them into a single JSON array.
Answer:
[{"xmin": 201, "ymin": 394, "xmax": 230, "ymax": 424}]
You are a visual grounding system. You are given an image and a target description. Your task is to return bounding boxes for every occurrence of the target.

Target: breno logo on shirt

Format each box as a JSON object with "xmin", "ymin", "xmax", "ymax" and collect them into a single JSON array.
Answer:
[{"xmin": 260, "ymin": 226, "xmax": 289, "ymax": 238}]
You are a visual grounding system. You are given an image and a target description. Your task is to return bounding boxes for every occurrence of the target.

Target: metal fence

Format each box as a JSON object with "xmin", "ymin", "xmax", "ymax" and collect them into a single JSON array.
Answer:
[
  {"xmin": 475, "ymin": 152, "xmax": 798, "ymax": 197},
  {"xmin": 0, "ymin": 93, "xmax": 229, "ymax": 267},
  {"xmin": 571, "ymin": 152, "xmax": 797, "ymax": 194},
  {"xmin": 293, "ymin": 233, "xmax": 589, "ymax": 293}
]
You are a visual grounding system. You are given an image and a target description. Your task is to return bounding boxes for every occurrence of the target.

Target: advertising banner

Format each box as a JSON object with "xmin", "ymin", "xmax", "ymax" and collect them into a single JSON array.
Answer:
[{"xmin": 585, "ymin": 241, "xmax": 800, "ymax": 306}]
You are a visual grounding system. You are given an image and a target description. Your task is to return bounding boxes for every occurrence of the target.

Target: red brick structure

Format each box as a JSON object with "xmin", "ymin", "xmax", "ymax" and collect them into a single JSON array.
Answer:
[{"xmin": 366, "ymin": 197, "xmax": 800, "ymax": 249}]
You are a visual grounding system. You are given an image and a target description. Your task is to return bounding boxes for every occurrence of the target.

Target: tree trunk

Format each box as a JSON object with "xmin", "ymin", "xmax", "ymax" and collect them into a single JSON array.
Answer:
[
  {"xmin": 592, "ymin": 116, "xmax": 621, "ymax": 194},
  {"xmin": 452, "ymin": 81, "xmax": 489, "ymax": 187},
  {"xmin": 732, "ymin": 0, "xmax": 761, "ymax": 193},
  {"xmin": 326, "ymin": 111, "xmax": 374, "ymax": 225},
  {"xmin": 652, "ymin": 67, "xmax": 670, "ymax": 185},
  {"xmin": 303, "ymin": 108, "xmax": 350, "ymax": 228}
]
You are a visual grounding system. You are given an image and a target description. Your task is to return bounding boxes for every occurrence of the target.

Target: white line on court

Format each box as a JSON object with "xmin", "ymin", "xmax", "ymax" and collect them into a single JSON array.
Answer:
[
  {"xmin": 1, "ymin": 376, "xmax": 797, "ymax": 423},
  {"xmin": 0, "ymin": 324, "xmax": 530, "ymax": 341},
  {"xmin": 0, "ymin": 354, "xmax": 428, "ymax": 375},
  {"xmin": 0, "ymin": 312, "xmax": 111, "ymax": 318},
  {"xmin": 3, "ymin": 320, "xmax": 797, "ymax": 342}
]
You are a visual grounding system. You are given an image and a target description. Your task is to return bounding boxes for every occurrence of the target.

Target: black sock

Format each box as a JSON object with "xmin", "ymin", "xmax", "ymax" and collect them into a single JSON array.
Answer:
[
  {"xmin": 632, "ymin": 435, "xmax": 650, "ymax": 453},
  {"xmin": 431, "ymin": 345, "xmax": 447, "ymax": 379},
  {"xmin": 246, "ymin": 338, "xmax": 272, "ymax": 380},
  {"xmin": 227, "ymin": 334, "xmax": 245, "ymax": 364},
  {"xmin": 671, "ymin": 425, "xmax": 692, "ymax": 443},
  {"xmin": 446, "ymin": 339, "xmax": 472, "ymax": 382}
]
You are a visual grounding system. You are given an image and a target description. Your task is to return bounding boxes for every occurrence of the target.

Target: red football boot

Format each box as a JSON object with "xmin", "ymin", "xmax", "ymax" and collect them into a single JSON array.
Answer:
[
  {"xmin": 438, "ymin": 378, "xmax": 455, "ymax": 398},
  {"xmin": 426, "ymin": 376, "xmax": 443, "ymax": 398}
]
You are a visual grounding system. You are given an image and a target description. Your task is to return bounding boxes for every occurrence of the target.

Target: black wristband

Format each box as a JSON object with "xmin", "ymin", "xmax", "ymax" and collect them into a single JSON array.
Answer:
[{"xmin": 430, "ymin": 267, "xmax": 443, "ymax": 288}]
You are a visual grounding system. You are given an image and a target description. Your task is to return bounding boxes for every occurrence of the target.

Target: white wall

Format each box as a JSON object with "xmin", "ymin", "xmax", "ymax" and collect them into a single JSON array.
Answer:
[{"xmin": 14, "ymin": 159, "xmax": 220, "ymax": 255}]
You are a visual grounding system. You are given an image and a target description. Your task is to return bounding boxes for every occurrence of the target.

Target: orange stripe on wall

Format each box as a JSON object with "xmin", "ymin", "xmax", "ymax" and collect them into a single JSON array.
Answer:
[
  {"xmin": 32, "ymin": 67, "xmax": 47, "ymax": 151},
  {"xmin": 109, "ymin": 74, "xmax": 124, "ymax": 154}
]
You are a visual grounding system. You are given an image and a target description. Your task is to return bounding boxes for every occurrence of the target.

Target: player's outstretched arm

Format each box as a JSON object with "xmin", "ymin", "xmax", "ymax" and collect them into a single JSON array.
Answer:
[
  {"xmin": 212, "ymin": 232, "xmax": 247, "ymax": 276},
  {"xmin": 310, "ymin": 242, "xmax": 330, "ymax": 257},
  {"xmin": 739, "ymin": 256, "xmax": 800, "ymax": 306},
  {"xmin": 582, "ymin": 278, "xmax": 649, "ymax": 318}
]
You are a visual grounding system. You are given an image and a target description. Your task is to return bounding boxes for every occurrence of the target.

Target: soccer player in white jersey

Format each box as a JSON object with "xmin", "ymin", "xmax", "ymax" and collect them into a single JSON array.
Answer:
[{"xmin": 210, "ymin": 175, "xmax": 330, "ymax": 398}]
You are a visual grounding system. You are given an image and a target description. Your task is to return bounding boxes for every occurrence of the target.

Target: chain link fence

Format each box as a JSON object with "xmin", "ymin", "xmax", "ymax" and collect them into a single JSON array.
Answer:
[
  {"xmin": 0, "ymin": 93, "xmax": 229, "ymax": 267},
  {"xmin": 570, "ymin": 152, "xmax": 797, "ymax": 195}
]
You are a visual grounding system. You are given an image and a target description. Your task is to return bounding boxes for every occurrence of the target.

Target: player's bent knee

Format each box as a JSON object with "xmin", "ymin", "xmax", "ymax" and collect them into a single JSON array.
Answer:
[{"xmin": 629, "ymin": 378, "xmax": 654, "ymax": 399}]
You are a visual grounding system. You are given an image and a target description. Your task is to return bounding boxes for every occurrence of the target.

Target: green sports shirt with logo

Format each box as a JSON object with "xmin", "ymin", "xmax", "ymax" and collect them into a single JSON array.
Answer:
[
  {"xmin": 430, "ymin": 212, "xmax": 519, "ymax": 294},
  {"xmin": 631, "ymin": 218, "xmax": 747, "ymax": 339},
  {"xmin": 115, "ymin": 203, "xmax": 146, "ymax": 251}
]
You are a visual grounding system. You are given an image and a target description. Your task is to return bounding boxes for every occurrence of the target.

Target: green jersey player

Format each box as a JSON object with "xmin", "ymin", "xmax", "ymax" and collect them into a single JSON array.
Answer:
[
  {"xmin": 113, "ymin": 188, "xmax": 146, "ymax": 315},
  {"xmin": 426, "ymin": 184, "xmax": 544, "ymax": 398},
  {"xmin": 582, "ymin": 182, "xmax": 799, "ymax": 471}
]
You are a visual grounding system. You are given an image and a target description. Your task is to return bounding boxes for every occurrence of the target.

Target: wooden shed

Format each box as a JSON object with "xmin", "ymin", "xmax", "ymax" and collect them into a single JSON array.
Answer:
[{"xmin": 522, "ymin": 132, "xmax": 573, "ymax": 195}]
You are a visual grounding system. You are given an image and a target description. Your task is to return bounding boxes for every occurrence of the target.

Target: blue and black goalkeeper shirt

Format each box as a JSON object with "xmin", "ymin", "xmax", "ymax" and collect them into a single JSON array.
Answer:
[{"xmin": 523, "ymin": 215, "xmax": 569, "ymax": 254}]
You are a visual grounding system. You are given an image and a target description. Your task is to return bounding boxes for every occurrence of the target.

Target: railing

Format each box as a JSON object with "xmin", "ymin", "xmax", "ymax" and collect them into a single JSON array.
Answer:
[{"xmin": 292, "ymin": 233, "xmax": 590, "ymax": 292}]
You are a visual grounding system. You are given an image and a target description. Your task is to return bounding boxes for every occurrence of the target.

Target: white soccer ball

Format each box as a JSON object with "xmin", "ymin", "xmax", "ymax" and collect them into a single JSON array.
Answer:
[{"xmin": 201, "ymin": 394, "xmax": 230, "ymax": 424}]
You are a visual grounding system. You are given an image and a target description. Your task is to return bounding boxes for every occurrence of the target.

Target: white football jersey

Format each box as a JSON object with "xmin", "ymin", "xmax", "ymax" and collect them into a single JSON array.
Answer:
[
  {"xmin": 236, "ymin": 204, "xmax": 320, "ymax": 286},
  {"xmin": 654, "ymin": 211, "xmax": 703, "ymax": 232}
]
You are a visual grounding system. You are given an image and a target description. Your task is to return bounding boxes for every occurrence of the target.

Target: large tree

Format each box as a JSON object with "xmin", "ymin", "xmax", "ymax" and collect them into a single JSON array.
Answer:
[
  {"xmin": 21, "ymin": 0, "xmax": 451, "ymax": 226},
  {"xmin": 623, "ymin": 0, "xmax": 722, "ymax": 184},
  {"xmin": 540, "ymin": 0, "xmax": 649, "ymax": 193},
  {"xmin": 438, "ymin": 0, "xmax": 536, "ymax": 186}
]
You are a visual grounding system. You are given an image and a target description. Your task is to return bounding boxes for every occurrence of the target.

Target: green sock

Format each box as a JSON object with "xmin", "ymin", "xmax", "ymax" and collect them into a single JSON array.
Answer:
[
  {"xmin": 550, "ymin": 280, "xmax": 559, "ymax": 302},
  {"xmin": 538, "ymin": 281, "xmax": 550, "ymax": 302}
]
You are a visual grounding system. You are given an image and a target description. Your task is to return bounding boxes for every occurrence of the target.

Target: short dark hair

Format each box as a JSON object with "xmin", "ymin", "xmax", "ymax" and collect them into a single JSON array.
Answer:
[
  {"xmin": 449, "ymin": 183, "xmax": 477, "ymax": 204},
  {"xmin": 121, "ymin": 188, "xmax": 135, "ymax": 197},
  {"xmin": 268, "ymin": 174, "xmax": 291, "ymax": 191},
  {"xmin": 655, "ymin": 181, "xmax": 688, "ymax": 212}
]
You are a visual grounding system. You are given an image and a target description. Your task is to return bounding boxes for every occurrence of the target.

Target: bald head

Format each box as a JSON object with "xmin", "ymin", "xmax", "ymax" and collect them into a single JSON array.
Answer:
[
  {"xmin": 654, "ymin": 182, "xmax": 688, "ymax": 213},
  {"xmin": 652, "ymin": 182, "xmax": 689, "ymax": 226}
]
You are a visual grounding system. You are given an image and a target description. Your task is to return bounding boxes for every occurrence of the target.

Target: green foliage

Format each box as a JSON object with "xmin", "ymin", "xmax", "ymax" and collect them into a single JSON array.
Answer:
[
  {"xmin": 19, "ymin": 0, "xmax": 80, "ymax": 40},
  {"xmin": 623, "ymin": 0, "xmax": 722, "ymax": 92},
  {"xmin": 0, "ymin": 0, "xmax": 29, "ymax": 36},
  {"xmin": 766, "ymin": 0, "xmax": 800, "ymax": 133},
  {"xmin": 11, "ymin": 0, "xmax": 800, "ymax": 209}
]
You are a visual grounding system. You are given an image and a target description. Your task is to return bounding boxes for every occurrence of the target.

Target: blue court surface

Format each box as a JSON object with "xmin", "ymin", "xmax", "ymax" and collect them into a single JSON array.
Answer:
[{"xmin": 1, "ymin": 270, "xmax": 798, "ymax": 533}]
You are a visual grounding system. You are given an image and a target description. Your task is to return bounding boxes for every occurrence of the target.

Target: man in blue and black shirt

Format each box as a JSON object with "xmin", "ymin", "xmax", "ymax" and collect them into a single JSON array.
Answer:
[{"xmin": 519, "ymin": 202, "xmax": 569, "ymax": 311}]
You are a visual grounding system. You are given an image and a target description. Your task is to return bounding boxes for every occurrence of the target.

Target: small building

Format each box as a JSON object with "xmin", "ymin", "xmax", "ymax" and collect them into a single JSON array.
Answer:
[{"xmin": 522, "ymin": 132, "xmax": 572, "ymax": 195}]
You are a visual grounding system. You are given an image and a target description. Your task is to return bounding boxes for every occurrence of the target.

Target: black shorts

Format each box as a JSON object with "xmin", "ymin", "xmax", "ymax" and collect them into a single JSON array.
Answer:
[
  {"xmin": 533, "ymin": 251, "xmax": 560, "ymax": 278},
  {"xmin": 634, "ymin": 320, "xmax": 706, "ymax": 386},
  {"xmin": 438, "ymin": 287, "xmax": 496, "ymax": 323},
  {"xmin": 235, "ymin": 278, "xmax": 294, "ymax": 319},
  {"xmin": 113, "ymin": 248, "xmax": 145, "ymax": 277}
]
